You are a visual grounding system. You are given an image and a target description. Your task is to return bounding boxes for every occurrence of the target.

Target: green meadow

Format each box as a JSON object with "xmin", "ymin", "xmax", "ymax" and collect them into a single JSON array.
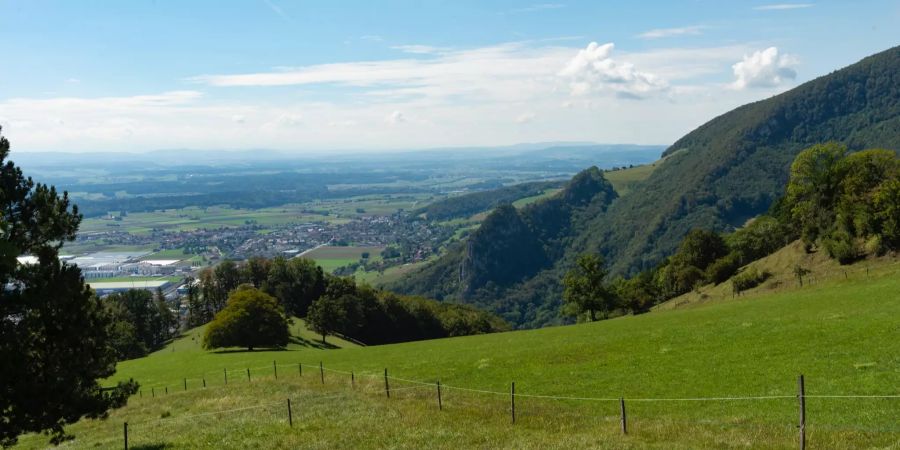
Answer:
[{"xmin": 14, "ymin": 264, "xmax": 900, "ymax": 449}]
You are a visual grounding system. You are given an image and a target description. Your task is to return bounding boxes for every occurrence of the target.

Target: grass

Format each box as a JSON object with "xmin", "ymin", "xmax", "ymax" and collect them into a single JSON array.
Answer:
[
  {"xmin": 15, "ymin": 266, "xmax": 900, "ymax": 449},
  {"xmin": 302, "ymin": 245, "xmax": 385, "ymax": 274}
]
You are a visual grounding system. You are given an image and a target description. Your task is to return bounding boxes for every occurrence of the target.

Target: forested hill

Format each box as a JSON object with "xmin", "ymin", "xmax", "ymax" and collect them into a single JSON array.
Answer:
[
  {"xmin": 413, "ymin": 180, "xmax": 563, "ymax": 221},
  {"xmin": 591, "ymin": 44, "xmax": 900, "ymax": 275},
  {"xmin": 393, "ymin": 45, "xmax": 900, "ymax": 328}
]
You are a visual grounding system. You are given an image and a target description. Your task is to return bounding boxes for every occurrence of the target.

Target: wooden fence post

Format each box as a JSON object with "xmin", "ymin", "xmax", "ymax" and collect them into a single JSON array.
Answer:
[
  {"xmin": 247, "ymin": 368, "xmax": 251, "ymax": 383},
  {"xmin": 202, "ymin": 377, "xmax": 206, "ymax": 388},
  {"xmin": 273, "ymin": 361, "xmax": 278, "ymax": 380},
  {"xmin": 437, "ymin": 380, "xmax": 442, "ymax": 411},
  {"xmin": 287, "ymin": 398, "xmax": 293, "ymax": 427},
  {"xmin": 164, "ymin": 386, "xmax": 168, "ymax": 395},
  {"xmin": 224, "ymin": 368, "xmax": 228, "ymax": 385},
  {"xmin": 123, "ymin": 422, "xmax": 128, "ymax": 450},
  {"xmin": 298, "ymin": 363, "xmax": 302, "ymax": 377},
  {"xmin": 139, "ymin": 390, "xmax": 142, "ymax": 398},
  {"xmin": 384, "ymin": 368, "xmax": 390, "ymax": 398},
  {"xmin": 320, "ymin": 362, "xmax": 324, "ymax": 384},
  {"xmin": 151, "ymin": 387, "xmax": 155, "ymax": 398},
  {"xmin": 799, "ymin": 374, "xmax": 806, "ymax": 450},
  {"xmin": 510, "ymin": 382, "xmax": 516, "ymax": 424},
  {"xmin": 351, "ymin": 371, "xmax": 355, "ymax": 389},
  {"xmin": 620, "ymin": 397, "xmax": 627, "ymax": 435},
  {"xmin": 183, "ymin": 378, "xmax": 187, "ymax": 391}
]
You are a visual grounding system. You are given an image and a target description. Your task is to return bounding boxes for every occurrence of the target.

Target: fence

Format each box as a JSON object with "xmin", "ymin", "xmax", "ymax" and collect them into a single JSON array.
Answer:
[{"xmin": 109, "ymin": 362, "xmax": 900, "ymax": 450}]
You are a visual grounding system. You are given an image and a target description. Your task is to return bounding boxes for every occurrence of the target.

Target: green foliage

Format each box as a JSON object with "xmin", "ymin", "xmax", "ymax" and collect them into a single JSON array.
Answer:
[
  {"xmin": 562, "ymin": 254, "xmax": 617, "ymax": 321},
  {"xmin": 306, "ymin": 294, "xmax": 349, "ymax": 343},
  {"xmin": 731, "ymin": 268, "xmax": 771, "ymax": 295},
  {"xmin": 415, "ymin": 181, "xmax": 562, "ymax": 221},
  {"xmin": 264, "ymin": 257, "xmax": 326, "ymax": 317},
  {"xmin": 705, "ymin": 252, "xmax": 742, "ymax": 285},
  {"xmin": 202, "ymin": 286, "xmax": 290, "ymax": 351},
  {"xmin": 0, "ymin": 127, "xmax": 137, "ymax": 447},
  {"xmin": 105, "ymin": 289, "xmax": 177, "ymax": 359}
]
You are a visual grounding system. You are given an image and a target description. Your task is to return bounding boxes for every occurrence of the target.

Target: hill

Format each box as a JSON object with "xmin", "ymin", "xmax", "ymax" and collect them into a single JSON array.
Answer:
[
  {"xmin": 15, "ymin": 266, "xmax": 900, "ymax": 449},
  {"xmin": 393, "ymin": 45, "xmax": 900, "ymax": 327},
  {"xmin": 414, "ymin": 180, "xmax": 563, "ymax": 221}
]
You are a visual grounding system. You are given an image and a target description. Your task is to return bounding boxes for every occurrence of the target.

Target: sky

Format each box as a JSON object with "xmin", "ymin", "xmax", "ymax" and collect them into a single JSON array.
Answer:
[{"xmin": 0, "ymin": 0, "xmax": 898, "ymax": 153}]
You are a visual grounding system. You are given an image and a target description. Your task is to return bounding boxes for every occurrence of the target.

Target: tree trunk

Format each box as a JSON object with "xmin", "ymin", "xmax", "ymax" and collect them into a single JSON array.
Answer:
[
  {"xmin": 322, "ymin": 334, "xmax": 326, "ymax": 344},
  {"xmin": 589, "ymin": 309, "xmax": 597, "ymax": 322},
  {"xmin": 248, "ymin": 346, "xmax": 253, "ymax": 351}
]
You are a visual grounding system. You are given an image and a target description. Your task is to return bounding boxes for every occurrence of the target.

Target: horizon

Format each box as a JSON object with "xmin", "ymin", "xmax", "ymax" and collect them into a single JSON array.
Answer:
[{"xmin": 1, "ymin": 1, "xmax": 898, "ymax": 153}]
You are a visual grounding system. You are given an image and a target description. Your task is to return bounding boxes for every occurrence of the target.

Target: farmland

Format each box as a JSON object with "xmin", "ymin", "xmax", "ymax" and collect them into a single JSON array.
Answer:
[
  {"xmin": 301, "ymin": 245, "xmax": 386, "ymax": 273},
  {"xmin": 15, "ymin": 263, "xmax": 900, "ymax": 449}
]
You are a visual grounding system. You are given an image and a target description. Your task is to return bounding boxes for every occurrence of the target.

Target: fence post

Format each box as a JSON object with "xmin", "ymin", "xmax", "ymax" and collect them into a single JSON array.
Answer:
[
  {"xmin": 203, "ymin": 377, "xmax": 206, "ymax": 388},
  {"xmin": 298, "ymin": 363, "xmax": 302, "ymax": 377},
  {"xmin": 799, "ymin": 374, "xmax": 806, "ymax": 450},
  {"xmin": 274, "ymin": 361, "xmax": 278, "ymax": 380},
  {"xmin": 165, "ymin": 386, "xmax": 168, "ymax": 395},
  {"xmin": 287, "ymin": 398, "xmax": 293, "ymax": 427},
  {"xmin": 320, "ymin": 362, "xmax": 324, "ymax": 384},
  {"xmin": 510, "ymin": 382, "xmax": 516, "ymax": 424},
  {"xmin": 620, "ymin": 397, "xmax": 627, "ymax": 435},
  {"xmin": 183, "ymin": 378, "xmax": 187, "ymax": 391},
  {"xmin": 384, "ymin": 368, "xmax": 391, "ymax": 398},
  {"xmin": 123, "ymin": 422, "xmax": 128, "ymax": 450},
  {"xmin": 437, "ymin": 380, "xmax": 442, "ymax": 411},
  {"xmin": 351, "ymin": 371, "xmax": 355, "ymax": 389},
  {"xmin": 151, "ymin": 387, "xmax": 155, "ymax": 398},
  {"xmin": 224, "ymin": 368, "xmax": 228, "ymax": 385},
  {"xmin": 139, "ymin": 389, "xmax": 142, "ymax": 398},
  {"xmin": 247, "ymin": 368, "xmax": 251, "ymax": 383}
]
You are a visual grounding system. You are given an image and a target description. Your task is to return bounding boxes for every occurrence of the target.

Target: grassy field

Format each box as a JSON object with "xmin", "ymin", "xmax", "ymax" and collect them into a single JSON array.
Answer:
[
  {"xmin": 15, "ymin": 265, "xmax": 900, "ymax": 449},
  {"xmin": 301, "ymin": 245, "xmax": 385, "ymax": 273}
]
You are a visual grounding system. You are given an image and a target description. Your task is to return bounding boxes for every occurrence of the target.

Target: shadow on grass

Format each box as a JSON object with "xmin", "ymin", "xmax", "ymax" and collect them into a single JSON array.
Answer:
[
  {"xmin": 133, "ymin": 444, "xmax": 173, "ymax": 450},
  {"xmin": 208, "ymin": 336, "xmax": 338, "ymax": 354}
]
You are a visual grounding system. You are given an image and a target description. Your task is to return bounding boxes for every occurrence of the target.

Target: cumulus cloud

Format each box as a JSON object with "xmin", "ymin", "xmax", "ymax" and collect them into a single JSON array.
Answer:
[
  {"xmin": 637, "ymin": 25, "xmax": 705, "ymax": 40},
  {"xmin": 730, "ymin": 47, "xmax": 798, "ymax": 89},
  {"xmin": 557, "ymin": 42, "xmax": 667, "ymax": 98},
  {"xmin": 386, "ymin": 110, "xmax": 406, "ymax": 125}
]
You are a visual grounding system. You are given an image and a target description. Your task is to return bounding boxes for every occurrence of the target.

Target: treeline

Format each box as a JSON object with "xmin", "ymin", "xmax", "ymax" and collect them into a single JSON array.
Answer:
[
  {"xmin": 185, "ymin": 256, "xmax": 508, "ymax": 345},
  {"xmin": 105, "ymin": 289, "xmax": 178, "ymax": 360},
  {"xmin": 414, "ymin": 180, "xmax": 562, "ymax": 221},
  {"xmin": 606, "ymin": 143, "xmax": 900, "ymax": 313}
]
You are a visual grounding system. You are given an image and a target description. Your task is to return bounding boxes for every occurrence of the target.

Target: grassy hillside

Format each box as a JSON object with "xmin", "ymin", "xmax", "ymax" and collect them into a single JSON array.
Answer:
[{"xmin": 16, "ymin": 270, "xmax": 900, "ymax": 449}]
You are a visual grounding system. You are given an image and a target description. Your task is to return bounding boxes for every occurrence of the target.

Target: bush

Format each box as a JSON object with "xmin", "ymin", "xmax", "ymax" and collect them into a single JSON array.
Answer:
[
  {"xmin": 705, "ymin": 253, "xmax": 742, "ymax": 285},
  {"xmin": 731, "ymin": 268, "xmax": 771, "ymax": 295},
  {"xmin": 202, "ymin": 285, "xmax": 289, "ymax": 351},
  {"xmin": 822, "ymin": 231, "xmax": 860, "ymax": 264}
]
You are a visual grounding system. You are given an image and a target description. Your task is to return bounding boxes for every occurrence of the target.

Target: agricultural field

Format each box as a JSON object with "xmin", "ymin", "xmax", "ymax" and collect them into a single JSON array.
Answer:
[
  {"xmin": 301, "ymin": 245, "xmax": 386, "ymax": 273},
  {"xmin": 16, "ymin": 266, "xmax": 900, "ymax": 449}
]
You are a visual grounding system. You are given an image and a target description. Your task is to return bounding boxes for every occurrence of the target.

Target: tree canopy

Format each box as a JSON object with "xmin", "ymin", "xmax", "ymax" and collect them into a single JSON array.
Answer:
[
  {"xmin": 0, "ymin": 127, "xmax": 136, "ymax": 447},
  {"xmin": 202, "ymin": 285, "xmax": 290, "ymax": 351}
]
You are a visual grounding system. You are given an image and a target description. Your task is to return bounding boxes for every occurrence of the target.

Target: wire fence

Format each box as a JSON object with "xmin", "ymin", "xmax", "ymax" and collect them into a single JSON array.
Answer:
[{"xmin": 100, "ymin": 361, "xmax": 900, "ymax": 449}]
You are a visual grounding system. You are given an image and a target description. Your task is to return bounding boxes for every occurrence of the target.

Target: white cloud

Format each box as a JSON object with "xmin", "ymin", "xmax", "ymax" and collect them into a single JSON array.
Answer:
[
  {"xmin": 730, "ymin": 47, "xmax": 798, "ymax": 89},
  {"xmin": 65, "ymin": 78, "xmax": 81, "ymax": 84},
  {"xmin": 510, "ymin": 3, "xmax": 565, "ymax": 13},
  {"xmin": 753, "ymin": 3, "xmax": 813, "ymax": 10},
  {"xmin": 386, "ymin": 110, "xmax": 406, "ymax": 125},
  {"xmin": 391, "ymin": 45, "xmax": 444, "ymax": 55},
  {"xmin": 637, "ymin": 26, "xmax": 705, "ymax": 40},
  {"xmin": 515, "ymin": 113, "xmax": 536, "ymax": 124},
  {"xmin": 232, "ymin": 114, "xmax": 246, "ymax": 124},
  {"xmin": 558, "ymin": 42, "xmax": 667, "ymax": 98}
]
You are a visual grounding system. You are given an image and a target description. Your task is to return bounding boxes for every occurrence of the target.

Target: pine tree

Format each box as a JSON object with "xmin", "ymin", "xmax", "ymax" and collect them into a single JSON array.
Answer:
[{"xmin": 0, "ymin": 127, "xmax": 137, "ymax": 447}]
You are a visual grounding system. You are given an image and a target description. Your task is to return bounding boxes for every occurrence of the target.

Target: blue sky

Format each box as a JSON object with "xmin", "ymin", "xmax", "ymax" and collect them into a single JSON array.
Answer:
[{"xmin": 1, "ymin": 0, "xmax": 898, "ymax": 152}]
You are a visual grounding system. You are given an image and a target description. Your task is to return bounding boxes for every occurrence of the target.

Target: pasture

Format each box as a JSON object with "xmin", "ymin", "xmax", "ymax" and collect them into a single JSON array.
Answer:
[{"xmin": 15, "ymin": 266, "xmax": 900, "ymax": 449}]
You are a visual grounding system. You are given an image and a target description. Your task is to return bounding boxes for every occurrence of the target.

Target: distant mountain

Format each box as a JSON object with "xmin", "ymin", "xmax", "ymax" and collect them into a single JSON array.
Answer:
[{"xmin": 392, "ymin": 45, "xmax": 900, "ymax": 328}]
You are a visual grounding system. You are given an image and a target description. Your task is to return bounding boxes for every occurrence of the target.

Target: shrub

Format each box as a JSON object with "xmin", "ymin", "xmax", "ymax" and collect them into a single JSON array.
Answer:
[
  {"xmin": 202, "ymin": 285, "xmax": 289, "ymax": 351},
  {"xmin": 822, "ymin": 231, "xmax": 859, "ymax": 264},
  {"xmin": 705, "ymin": 253, "xmax": 742, "ymax": 285},
  {"xmin": 731, "ymin": 268, "xmax": 771, "ymax": 295}
]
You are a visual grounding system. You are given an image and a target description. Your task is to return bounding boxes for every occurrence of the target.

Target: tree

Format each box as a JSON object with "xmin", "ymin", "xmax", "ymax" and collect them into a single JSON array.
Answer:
[
  {"xmin": 562, "ymin": 254, "xmax": 618, "ymax": 321},
  {"xmin": 784, "ymin": 143, "xmax": 848, "ymax": 246},
  {"xmin": 0, "ymin": 127, "xmax": 136, "ymax": 447},
  {"xmin": 202, "ymin": 286, "xmax": 289, "ymax": 351},
  {"xmin": 265, "ymin": 257, "xmax": 326, "ymax": 316},
  {"xmin": 306, "ymin": 295, "xmax": 347, "ymax": 343}
]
